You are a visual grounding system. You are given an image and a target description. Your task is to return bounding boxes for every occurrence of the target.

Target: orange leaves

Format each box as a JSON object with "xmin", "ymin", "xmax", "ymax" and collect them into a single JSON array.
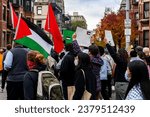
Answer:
[{"xmin": 94, "ymin": 10, "xmax": 138, "ymax": 48}]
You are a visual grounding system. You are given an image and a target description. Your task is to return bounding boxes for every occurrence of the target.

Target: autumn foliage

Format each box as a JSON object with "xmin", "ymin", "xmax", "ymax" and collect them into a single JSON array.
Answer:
[{"xmin": 94, "ymin": 11, "xmax": 139, "ymax": 48}]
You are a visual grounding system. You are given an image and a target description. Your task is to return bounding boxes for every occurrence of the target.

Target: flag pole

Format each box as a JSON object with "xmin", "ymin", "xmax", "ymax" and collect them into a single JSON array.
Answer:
[
  {"xmin": 9, "ymin": 3, "xmax": 14, "ymax": 29},
  {"xmin": 12, "ymin": 13, "xmax": 21, "ymax": 48},
  {"xmin": 9, "ymin": 2, "xmax": 15, "ymax": 48},
  {"xmin": 48, "ymin": 1, "xmax": 50, "ymax": 31},
  {"xmin": 47, "ymin": 1, "xmax": 53, "ymax": 43},
  {"xmin": 48, "ymin": 3, "xmax": 51, "ymax": 40}
]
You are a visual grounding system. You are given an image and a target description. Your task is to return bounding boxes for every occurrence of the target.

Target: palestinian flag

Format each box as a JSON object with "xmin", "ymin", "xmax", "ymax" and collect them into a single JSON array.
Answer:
[{"xmin": 14, "ymin": 16, "xmax": 53, "ymax": 58}]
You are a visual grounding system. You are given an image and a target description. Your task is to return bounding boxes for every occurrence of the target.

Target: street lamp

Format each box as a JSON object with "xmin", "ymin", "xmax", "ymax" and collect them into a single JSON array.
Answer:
[{"xmin": 125, "ymin": 0, "xmax": 131, "ymax": 50}]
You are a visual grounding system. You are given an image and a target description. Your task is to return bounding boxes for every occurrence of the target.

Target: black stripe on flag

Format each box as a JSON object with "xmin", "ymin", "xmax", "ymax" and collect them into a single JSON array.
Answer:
[{"xmin": 22, "ymin": 17, "xmax": 53, "ymax": 46}]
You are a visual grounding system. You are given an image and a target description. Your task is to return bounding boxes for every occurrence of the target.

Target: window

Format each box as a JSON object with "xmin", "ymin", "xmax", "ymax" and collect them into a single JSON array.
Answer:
[
  {"xmin": 134, "ymin": 0, "xmax": 138, "ymax": 2},
  {"xmin": 144, "ymin": 2, "xmax": 149, "ymax": 19},
  {"xmin": 135, "ymin": 12, "xmax": 139, "ymax": 19},
  {"xmin": 2, "ymin": 6, "xmax": 6, "ymax": 21},
  {"xmin": 143, "ymin": 30, "xmax": 149, "ymax": 47},
  {"xmin": 2, "ymin": 31, "xmax": 6, "ymax": 47},
  {"xmin": 7, "ymin": 33, "xmax": 11, "ymax": 44},
  {"xmin": 37, "ymin": 20, "xmax": 42, "ymax": 28},
  {"xmin": 21, "ymin": 0, "xmax": 23, "ymax": 6},
  {"xmin": 25, "ymin": 0, "xmax": 31, "ymax": 11},
  {"xmin": 31, "ymin": 1, "xmax": 34, "ymax": 12},
  {"xmin": 37, "ymin": 6, "xmax": 42, "ymax": 15}
]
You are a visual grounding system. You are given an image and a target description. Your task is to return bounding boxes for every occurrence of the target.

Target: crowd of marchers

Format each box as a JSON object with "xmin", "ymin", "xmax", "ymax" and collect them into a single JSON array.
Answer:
[{"xmin": 0, "ymin": 34, "xmax": 150, "ymax": 100}]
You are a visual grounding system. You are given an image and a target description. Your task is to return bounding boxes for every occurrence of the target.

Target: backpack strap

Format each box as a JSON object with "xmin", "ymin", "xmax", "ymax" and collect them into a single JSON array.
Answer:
[
  {"xmin": 81, "ymin": 69, "xmax": 86, "ymax": 89},
  {"xmin": 29, "ymin": 69, "xmax": 39, "ymax": 72}
]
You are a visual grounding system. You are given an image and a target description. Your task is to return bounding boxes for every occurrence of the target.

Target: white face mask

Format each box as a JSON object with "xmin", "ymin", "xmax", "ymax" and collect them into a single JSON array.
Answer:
[
  {"xmin": 125, "ymin": 70, "xmax": 131, "ymax": 82},
  {"xmin": 74, "ymin": 59, "xmax": 78, "ymax": 66}
]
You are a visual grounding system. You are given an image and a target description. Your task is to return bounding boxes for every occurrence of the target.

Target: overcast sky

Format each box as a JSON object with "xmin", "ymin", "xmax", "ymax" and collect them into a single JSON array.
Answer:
[{"xmin": 64, "ymin": 0, "xmax": 122, "ymax": 30}]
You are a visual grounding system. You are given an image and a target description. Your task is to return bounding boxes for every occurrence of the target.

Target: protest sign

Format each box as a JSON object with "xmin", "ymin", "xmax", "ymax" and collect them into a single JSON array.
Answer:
[{"xmin": 105, "ymin": 30, "xmax": 115, "ymax": 46}]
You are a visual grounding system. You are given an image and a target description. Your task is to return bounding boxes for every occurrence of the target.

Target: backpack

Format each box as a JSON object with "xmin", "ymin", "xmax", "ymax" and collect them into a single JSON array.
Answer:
[
  {"xmin": 37, "ymin": 71, "xmax": 64, "ymax": 100},
  {"xmin": 46, "ymin": 56, "xmax": 57, "ymax": 74}
]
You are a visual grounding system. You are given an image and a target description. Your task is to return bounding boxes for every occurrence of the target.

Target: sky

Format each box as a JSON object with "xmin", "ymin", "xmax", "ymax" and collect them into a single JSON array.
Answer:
[{"xmin": 64, "ymin": 0, "xmax": 122, "ymax": 30}]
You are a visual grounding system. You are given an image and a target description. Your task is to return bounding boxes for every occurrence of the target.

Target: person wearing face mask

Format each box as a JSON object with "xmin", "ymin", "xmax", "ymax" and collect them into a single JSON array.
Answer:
[
  {"xmin": 23, "ymin": 50, "xmax": 46, "ymax": 100},
  {"xmin": 73, "ymin": 52, "xmax": 97, "ymax": 100},
  {"xmin": 59, "ymin": 43, "xmax": 76, "ymax": 100},
  {"xmin": 125, "ymin": 60, "xmax": 150, "ymax": 100},
  {"xmin": 103, "ymin": 38, "xmax": 129, "ymax": 100}
]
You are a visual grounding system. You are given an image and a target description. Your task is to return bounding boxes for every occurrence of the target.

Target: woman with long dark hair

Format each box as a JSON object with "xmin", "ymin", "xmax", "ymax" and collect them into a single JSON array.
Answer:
[
  {"xmin": 125, "ymin": 60, "xmax": 150, "ymax": 100},
  {"xmin": 73, "ymin": 52, "xmax": 97, "ymax": 100},
  {"xmin": 103, "ymin": 38, "xmax": 129, "ymax": 100}
]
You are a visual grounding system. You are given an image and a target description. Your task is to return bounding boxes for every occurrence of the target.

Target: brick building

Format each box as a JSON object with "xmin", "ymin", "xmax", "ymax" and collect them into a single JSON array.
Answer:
[
  {"xmin": 0, "ymin": 0, "xmax": 8, "ymax": 47},
  {"xmin": 120, "ymin": 0, "xmax": 150, "ymax": 47},
  {"xmin": 139, "ymin": 0, "xmax": 150, "ymax": 47},
  {"xmin": 0, "ymin": 0, "xmax": 35, "ymax": 47}
]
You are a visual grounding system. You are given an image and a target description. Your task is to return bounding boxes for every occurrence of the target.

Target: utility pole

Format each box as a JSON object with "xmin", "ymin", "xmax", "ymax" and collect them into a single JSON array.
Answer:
[{"xmin": 125, "ymin": 0, "xmax": 131, "ymax": 50}]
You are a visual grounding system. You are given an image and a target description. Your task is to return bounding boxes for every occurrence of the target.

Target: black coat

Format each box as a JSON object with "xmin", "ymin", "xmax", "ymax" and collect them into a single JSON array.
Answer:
[
  {"xmin": 106, "ymin": 44, "xmax": 128, "ymax": 82},
  {"xmin": 23, "ymin": 64, "xmax": 46, "ymax": 100},
  {"xmin": 60, "ymin": 52, "xmax": 75, "ymax": 85},
  {"xmin": 73, "ymin": 68, "xmax": 97, "ymax": 100},
  {"xmin": 23, "ymin": 70, "xmax": 38, "ymax": 100}
]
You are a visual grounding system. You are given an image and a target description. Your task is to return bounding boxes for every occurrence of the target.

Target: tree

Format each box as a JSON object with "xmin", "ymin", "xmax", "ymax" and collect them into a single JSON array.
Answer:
[
  {"xmin": 94, "ymin": 11, "xmax": 139, "ymax": 48},
  {"xmin": 70, "ymin": 21, "xmax": 87, "ymax": 31}
]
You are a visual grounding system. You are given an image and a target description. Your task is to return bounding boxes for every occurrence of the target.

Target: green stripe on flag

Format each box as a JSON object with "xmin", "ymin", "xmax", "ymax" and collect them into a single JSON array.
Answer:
[{"xmin": 15, "ymin": 37, "xmax": 49, "ymax": 58}]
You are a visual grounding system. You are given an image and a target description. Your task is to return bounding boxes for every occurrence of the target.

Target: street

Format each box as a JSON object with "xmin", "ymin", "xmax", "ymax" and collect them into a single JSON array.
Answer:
[
  {"xmin": 0, "ymin": 77, "xmax": 7, "ymax": 100},
  {"xmin": 0, "ymin": 75, "xmax": 115, "ymax": 100}
]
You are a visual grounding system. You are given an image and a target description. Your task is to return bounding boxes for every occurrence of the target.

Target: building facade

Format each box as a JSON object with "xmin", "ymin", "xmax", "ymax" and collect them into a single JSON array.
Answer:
[
  {"xmin": 71, "ymin": 12, "xmax": 87, "ymax": 24},
  {"xmin": 139, "ymin": 0, "xmax": 150, "ymax": 47},
  {"xmin": 0, "ymin": 0, "xmax": 8, "ymax": 47},
  {"xmin": 70, "ymin": 12, "xmax": 87, "ymax": 29},
  {"xmin": 0, "ymin": 0, "xmax": 35, "ymax": 47},
  {"xmin": 34, "ymin": 0, "xmax": 64, "ymax": 32},
  {"xmin": 120, "ymin": 0, "xmax": 150, "ymax": 47}
]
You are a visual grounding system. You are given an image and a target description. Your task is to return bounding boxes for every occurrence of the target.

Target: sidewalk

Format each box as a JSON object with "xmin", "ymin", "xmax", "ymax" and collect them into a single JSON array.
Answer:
[{"xmin": 0, "ymin": 77, "xmax": 7, "ymax": 100}]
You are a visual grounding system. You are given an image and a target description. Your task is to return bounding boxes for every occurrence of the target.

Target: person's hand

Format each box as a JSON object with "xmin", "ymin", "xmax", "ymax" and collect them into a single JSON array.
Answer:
[
  {"xmin": 103, "ymin": 38, "xmax": 108, "ymax": 44},
  {"xmin": 72, "ymin": 33, "xmax": 77, "ymax": 40}
]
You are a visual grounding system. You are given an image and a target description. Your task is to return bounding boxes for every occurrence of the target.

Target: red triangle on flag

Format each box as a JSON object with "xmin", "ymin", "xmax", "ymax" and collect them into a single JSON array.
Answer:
[
  {"xmin": 45, "ymin": 4, "xmax": 64, "ymax": 53},
  {"xmin": 14, "ymin": 16, "xmax": 32, "ymax": 40},
  {"xmin": 10, "ymin": 3, "xmax": 18, "ymax": 29}
]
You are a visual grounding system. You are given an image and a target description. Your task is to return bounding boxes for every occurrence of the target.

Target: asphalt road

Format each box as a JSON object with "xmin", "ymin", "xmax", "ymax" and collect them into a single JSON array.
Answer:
[{"xmin": 0, "ymin": 77, "xmax": 7, "ymax": 100}]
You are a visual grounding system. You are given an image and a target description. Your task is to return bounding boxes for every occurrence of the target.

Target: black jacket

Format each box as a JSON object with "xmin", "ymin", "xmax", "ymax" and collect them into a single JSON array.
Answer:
[
  {"xmin": 73, "ymin": 68, "xmax": 97, "ymax": 100},
  {"xmin": 23, "ymin": 70, "xmax": 38, "ymax": 100},
  {"xmin": 23, "ymin": 64, "xmax": 46, "ymax": 100},
  {"xmin": 106, "ymin": 44, "xmax": 128, "ymax": 82},
  {"xmin": 60, "ymin": 52, "xmax": 75, "ymax": 86}
]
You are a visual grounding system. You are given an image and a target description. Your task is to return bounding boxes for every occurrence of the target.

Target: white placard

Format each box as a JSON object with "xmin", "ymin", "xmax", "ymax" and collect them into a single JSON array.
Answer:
[
  {"xmin": 76, "ymin": 27, "xmax": 93, "ymax": 47},
  {"xmin": 105, "ymin": 30, "xmax": 115, "ymax": 46}
]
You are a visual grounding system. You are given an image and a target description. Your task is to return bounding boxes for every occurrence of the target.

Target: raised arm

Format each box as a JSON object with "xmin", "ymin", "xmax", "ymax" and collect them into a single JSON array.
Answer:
[{"xmin": 103, "ymin": 38, "xmax": 120, "ymax": 64}]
